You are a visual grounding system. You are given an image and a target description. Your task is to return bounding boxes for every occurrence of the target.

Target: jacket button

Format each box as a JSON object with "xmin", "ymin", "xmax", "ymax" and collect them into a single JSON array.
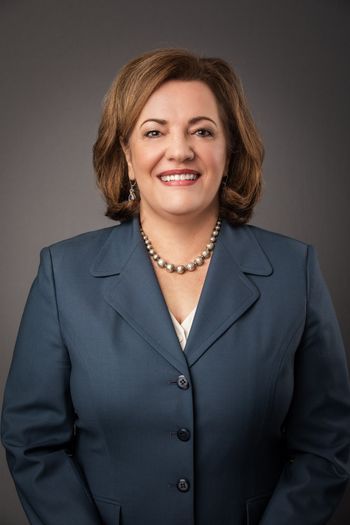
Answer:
[
  {"xmin": 177, "ymin": 375, "xmax": 189, "ymax": 389},
  {"xmin": 177, "ymin": 428, "xmax": 191, "ymax": 441},
  {"xmin": 177, "ymin": 478, "xmax": 190, "ymax": 492}
]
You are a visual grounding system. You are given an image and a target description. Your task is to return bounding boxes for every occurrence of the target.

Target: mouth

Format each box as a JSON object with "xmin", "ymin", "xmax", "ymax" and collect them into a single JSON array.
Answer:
[{"xmin": 157, "ymin": 170, "xmax": 201, "ymax": 185}]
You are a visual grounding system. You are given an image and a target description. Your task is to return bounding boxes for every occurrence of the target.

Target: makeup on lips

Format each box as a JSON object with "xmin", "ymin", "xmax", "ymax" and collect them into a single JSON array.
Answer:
[{"xmin": 157, "ymin": 169, "xmax": 201, "ymax": 186}]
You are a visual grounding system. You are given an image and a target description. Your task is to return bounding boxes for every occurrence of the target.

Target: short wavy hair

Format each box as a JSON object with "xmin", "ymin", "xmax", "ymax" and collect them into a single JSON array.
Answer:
[{"xmin": 93, "ymin": 48, "xmax": 264, "ymax": 225}]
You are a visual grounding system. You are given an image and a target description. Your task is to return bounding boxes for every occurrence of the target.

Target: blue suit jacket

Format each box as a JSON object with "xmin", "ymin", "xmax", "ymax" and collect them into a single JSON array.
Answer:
[{"xmin": 2, "ymin": 214, "xmax": 350, "ymax": 525}]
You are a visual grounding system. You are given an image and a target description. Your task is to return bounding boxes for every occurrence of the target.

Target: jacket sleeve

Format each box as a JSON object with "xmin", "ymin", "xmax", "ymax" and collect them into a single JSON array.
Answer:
[
  {"xmin": 260, "ymin": 244, "xmax": 350, "ymax": 524},
  {"xmin": 1, "ymin": 247, "xmax": 103, "ymax": 525}
]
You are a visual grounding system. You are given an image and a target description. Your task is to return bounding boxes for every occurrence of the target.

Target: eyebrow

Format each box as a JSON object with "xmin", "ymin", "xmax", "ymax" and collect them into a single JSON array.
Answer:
[{"xmin": 140, "ymin": 116, "xmax": 218, "ymax": 128}]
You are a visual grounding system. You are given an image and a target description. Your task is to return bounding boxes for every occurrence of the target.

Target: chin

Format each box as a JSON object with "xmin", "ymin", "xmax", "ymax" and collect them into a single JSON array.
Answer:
[
  {"xmin": 163, "ymin": 208, "xmax": 197, "ymax": 217},
  {"xmin": 170, "ymin": 209, "xmax": 217, "ymax": 223}
]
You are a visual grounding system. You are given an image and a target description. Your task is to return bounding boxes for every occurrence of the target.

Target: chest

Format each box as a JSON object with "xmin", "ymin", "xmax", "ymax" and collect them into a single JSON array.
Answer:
[{"xmin": 152, "ymin": 261, "xmax": 210, "ymax": 324}]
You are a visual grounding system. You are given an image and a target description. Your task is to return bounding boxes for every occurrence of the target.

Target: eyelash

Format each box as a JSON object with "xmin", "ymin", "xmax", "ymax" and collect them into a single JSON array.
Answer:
[
  {"xmin": 195, "ymin": 128, "xmax": 214, "ymax": 137},
  {"xmin": 144, "ymin": 128, "xmax": 214, "ymax": 138}
]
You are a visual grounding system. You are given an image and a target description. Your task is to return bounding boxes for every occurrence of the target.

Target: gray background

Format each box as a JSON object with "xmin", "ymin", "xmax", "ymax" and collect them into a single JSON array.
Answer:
[{"xmin": 1, "ymin": 1, "xmax": 349, "ymax": 523}]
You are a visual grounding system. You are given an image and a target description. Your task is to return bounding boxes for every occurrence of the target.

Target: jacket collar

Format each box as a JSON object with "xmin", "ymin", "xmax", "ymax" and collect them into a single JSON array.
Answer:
[{"xmin": 90, "ymin": 214, "xmax": 273, "ymax": 370}]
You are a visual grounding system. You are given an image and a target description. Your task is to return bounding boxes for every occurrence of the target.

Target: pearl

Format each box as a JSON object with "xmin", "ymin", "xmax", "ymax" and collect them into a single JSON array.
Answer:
[
  {"xmin": 195, "ymin": 256, "xmax": 204, "ymax": 266},
  {"xmin": 166, "ymin": 263, "xmax": 175, "ymax": 272},
  {"xmin": 186, "ymin": 262, "xmax": 196, "ymax": 271}
]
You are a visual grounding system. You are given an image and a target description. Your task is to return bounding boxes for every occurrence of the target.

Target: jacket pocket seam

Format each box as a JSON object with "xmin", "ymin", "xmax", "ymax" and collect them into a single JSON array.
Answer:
[
  {"xmin": 246, "ymin": 493, "xmax": 272, "ymax": 525},
  {"xmin": 246, "ymin": 492, "xmax": 272, "ymax": 505},
  {"xmin": 93, "ymin": 494, "xmax": 121, "ymax": 506}
]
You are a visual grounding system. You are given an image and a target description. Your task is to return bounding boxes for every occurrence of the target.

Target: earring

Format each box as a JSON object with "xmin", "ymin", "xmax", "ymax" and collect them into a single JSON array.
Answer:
[{"xmin": 128, "ymin": 179, "xmax": 137, "ymax": 201}]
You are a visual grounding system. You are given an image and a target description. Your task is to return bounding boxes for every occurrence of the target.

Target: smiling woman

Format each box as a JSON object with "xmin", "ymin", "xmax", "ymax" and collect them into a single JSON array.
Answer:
[
  {"xmin": 93, "ymin": 48, "xmax": 264, "ymax": 228},
  {"xmin": 2, "ymin": 48, "xmax": 350, "ymax": 525}
]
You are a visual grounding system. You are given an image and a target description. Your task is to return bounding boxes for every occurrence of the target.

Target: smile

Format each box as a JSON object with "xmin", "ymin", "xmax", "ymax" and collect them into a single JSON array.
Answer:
[{"xmin": 159, "ymin": 173, "xmax": 199, "ymax": 182}]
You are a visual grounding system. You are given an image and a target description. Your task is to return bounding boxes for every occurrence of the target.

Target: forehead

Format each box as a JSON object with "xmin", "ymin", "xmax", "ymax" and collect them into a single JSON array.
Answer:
[{"xmin": 137, "ymin": 80, "xmax": 221, "ymax": 119}]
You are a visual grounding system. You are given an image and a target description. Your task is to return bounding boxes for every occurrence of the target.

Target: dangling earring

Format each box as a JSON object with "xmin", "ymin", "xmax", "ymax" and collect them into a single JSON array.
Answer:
[{"xmin": 128, "ymin": 179, "xmax": 137, "ymax": 201}]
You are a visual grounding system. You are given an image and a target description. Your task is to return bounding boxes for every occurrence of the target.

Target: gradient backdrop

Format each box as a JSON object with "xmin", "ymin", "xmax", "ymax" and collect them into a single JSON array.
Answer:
[{"xmin": 1, "ymin": 1, "xmax": 349, "ymax": 523}]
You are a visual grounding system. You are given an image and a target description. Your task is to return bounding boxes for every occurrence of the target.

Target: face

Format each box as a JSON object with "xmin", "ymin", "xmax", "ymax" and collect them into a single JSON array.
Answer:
[{"xmin": 121, "ymin": 80, "xmax": 228, "ymax": 223}]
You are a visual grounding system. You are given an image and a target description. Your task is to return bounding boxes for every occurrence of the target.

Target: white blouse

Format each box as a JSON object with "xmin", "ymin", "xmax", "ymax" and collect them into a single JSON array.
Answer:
[{"xmin": 169, "ymin": 305, "xmax": 197, "ymax": 351}]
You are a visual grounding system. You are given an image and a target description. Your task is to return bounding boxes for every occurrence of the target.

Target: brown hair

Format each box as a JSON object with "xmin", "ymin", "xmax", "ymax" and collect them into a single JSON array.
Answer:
[{"xmin": 93, "ymin": 48, "xmax": 264, "ymax": 225}]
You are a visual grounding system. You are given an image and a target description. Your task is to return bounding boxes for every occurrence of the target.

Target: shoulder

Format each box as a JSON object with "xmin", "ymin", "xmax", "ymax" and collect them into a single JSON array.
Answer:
[
  {"xmin": 41, "ymin": 223, "xmax": 124, "ymax": 274},
  {"xmin": 246, "ymin": 223, "xmax": 310, "ymax": 254},
  {"xmin": 243, "ymin": 223, "xmax": 312, "ymax": 274},
  {"xmin": 46, "ymin": 224, "xmax": 118, "ymax": 254}
]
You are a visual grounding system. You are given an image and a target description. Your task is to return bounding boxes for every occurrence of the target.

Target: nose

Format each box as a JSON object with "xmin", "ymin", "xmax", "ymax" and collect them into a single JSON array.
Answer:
[{"xmin": 165, "ymin": 132, "xmax": 195, "ymax": 162}]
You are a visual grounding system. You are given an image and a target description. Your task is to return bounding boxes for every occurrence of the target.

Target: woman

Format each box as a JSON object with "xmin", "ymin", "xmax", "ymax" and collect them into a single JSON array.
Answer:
[{"xmin": 2, "ymin": 48, "xmax": 350, "ymax": 525}]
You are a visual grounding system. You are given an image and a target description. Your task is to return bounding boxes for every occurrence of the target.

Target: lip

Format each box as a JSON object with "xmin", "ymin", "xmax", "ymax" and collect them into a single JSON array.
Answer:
[{"xmin": 157, "ymin": 169, "xmax": 201, "ymax": 178}]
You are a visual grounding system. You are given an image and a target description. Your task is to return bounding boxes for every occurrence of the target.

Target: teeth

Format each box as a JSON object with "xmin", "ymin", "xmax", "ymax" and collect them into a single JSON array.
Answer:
[{"xmin": 160, "ymin": 173, "xmax": 199, "ymax": 182}]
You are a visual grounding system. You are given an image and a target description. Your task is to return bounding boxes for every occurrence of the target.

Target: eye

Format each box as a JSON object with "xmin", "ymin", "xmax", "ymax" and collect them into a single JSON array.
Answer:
[
  {"xmin": 194, "ymin": 128, "xmax": 214, "ymax": 137},
  {"xmin": 144, "ymin": 130, "xmax": 161, "ymax": 138}
]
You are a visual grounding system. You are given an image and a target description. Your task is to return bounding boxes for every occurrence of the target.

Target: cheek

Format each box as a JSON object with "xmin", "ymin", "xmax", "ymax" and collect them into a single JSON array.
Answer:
[
  {"xmin": 133, "ymin": 147, "xmax": 161, "ymax": 172},
  {"xmin": 199, "ymin": 141, "xmax": 226, "ymax": 167},
  {"xmin": 207, "ymin": 151, "xmax": 227, "ymax": 173}
]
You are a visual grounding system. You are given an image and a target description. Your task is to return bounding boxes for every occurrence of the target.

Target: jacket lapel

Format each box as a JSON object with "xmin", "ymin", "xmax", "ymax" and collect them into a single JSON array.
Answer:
[
  {"xmin": 183, "ymin": 221, "xmax": 273, "ymax": 366},
  {"xmin": 90, "ymin": 215, "xmax": 188, "ymax": 372},
  {"xmin": 90, "ymin": 214, "xmax": 273, "ymax": 370}
]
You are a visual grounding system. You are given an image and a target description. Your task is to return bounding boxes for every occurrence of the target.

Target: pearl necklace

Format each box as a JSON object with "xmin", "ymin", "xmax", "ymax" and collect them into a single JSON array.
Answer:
[{"xmin": 140, "ymin": 218, "xmax": 222, "ymax": 274}]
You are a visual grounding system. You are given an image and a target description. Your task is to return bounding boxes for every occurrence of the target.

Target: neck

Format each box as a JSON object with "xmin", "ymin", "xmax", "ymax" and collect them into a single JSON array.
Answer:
[{"xmin": 139, "ymin": 208, "xmax": 220, "ymax": 264}]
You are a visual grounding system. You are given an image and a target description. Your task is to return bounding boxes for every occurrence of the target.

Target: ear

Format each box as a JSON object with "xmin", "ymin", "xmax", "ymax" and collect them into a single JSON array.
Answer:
[
  {"xmin": 120, "ymin": 138, "xmax": 135, "ymax": 179},
  {"xmin": 120, "ymin": 137, "xmax": 131, "ymax": 162},
  {"xmin": 224, "ymin": 156, "xmax": 230, "ymax": 178}
]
